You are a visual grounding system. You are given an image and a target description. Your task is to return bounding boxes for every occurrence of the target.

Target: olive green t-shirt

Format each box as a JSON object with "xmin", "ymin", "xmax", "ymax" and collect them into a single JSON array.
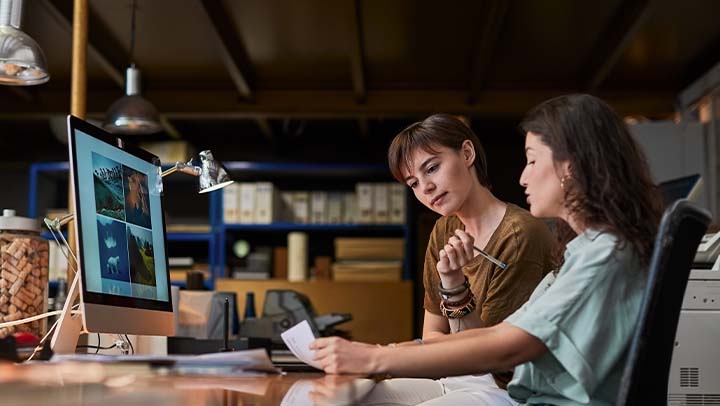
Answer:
[{"xmin": 423, "ymin": 203, "xmax": 557, "ymax": 388}]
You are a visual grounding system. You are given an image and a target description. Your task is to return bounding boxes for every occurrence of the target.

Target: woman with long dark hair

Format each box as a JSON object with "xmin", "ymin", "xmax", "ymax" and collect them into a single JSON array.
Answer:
[{"xmin": 311, "ymin": 94, "xmax": 663, "ymax": 405}]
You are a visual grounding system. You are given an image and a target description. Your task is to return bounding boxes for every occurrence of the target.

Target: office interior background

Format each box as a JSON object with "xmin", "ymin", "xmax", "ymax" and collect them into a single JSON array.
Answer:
[{"xmin": 2, "ymin": 0, "xmax": 720, "ymax": 401}]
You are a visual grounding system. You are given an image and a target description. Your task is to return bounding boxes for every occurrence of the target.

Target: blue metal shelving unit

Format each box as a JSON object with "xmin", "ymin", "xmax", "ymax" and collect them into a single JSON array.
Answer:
[
  {"xmin": 28, "ymin": 161, "xmax": 416, "ymax": 287},
  {"xmin": 223, "ymin": 223, "xmax": 405, "ymax": 232},
  {"xmin": 165, "ymin": 233, "xmax": 213, "ymax": 242},
  {"xmin": 216, "ymin": 161, "xmax": 413, "ymax": 280}
]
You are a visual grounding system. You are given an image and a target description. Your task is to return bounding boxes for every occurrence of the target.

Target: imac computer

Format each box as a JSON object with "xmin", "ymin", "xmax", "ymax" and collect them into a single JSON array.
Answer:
[{"xmin": 51, "ymin": 116, "xmax": 174, "ymax": 354}]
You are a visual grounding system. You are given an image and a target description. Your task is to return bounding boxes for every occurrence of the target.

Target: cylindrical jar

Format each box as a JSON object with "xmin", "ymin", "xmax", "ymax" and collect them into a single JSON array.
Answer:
[{"xmin": 0, "ymin": 209, "xmax": 49, "ymax": 338}]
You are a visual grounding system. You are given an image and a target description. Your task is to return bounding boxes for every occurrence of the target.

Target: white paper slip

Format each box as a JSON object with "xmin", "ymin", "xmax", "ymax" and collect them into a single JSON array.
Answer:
[{"xmin": 280, "ymin": 320, "xmax": 322, "ymax": 369}]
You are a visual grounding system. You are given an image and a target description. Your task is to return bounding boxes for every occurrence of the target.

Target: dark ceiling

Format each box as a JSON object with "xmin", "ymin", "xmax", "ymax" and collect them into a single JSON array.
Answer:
[{"xmin": 3, "ymin": 0, "xmax": 720, "ymax": 164}]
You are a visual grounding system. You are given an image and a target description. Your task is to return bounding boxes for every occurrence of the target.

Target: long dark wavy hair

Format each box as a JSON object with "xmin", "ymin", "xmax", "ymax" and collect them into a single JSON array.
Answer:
[{"xmin": 520, "ymin": 94, "xmax": 663, "ymax": 266}]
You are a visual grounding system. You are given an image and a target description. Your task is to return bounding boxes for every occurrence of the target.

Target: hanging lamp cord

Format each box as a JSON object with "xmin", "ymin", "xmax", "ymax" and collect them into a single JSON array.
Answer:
[{"xmin": 129, "ymin": 0, "xmax": 137, "ymax": 66}]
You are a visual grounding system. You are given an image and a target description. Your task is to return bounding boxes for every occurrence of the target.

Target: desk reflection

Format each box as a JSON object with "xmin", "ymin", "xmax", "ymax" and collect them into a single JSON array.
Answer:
[{"xmin": 0, "ymin": 362, "xmax": 373, "ymax": 406}]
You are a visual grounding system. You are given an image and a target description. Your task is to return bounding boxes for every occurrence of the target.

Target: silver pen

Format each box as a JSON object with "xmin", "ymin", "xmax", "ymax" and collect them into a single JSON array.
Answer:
[{"xmin": 473, "ymin": 245, "xmax": 507, "ymax": 269}]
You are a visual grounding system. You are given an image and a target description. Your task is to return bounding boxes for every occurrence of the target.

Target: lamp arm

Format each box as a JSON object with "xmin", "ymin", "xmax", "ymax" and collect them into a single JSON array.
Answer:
[
  {"xmin": 46, "ymin": 212, "xmax": 74, "ymax": 229},
  {"xmin": 161, "ymin": 161, "xmax": 201, "ymax": 178}
]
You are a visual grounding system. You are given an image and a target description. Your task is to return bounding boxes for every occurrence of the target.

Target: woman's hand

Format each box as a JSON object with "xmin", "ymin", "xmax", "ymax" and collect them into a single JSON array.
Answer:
[
  {"xmin": 310, "ymin": 337, "xmax": 381, "ymax": 374},
  {"xmin": 437, "ymin": 229, "xmax": 475, "ymax": 288}
]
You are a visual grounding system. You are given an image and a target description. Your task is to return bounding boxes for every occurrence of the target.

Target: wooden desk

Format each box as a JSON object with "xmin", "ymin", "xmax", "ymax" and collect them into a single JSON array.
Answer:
[{"xmin": 0, "ymin": 362, "xmax": 371, "ymax": 406}]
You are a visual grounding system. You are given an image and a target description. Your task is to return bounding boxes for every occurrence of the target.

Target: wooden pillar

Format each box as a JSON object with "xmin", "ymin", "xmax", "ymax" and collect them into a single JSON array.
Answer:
[
  {"xmin": 71, "ymin": 0, "xmax": 87, "ymax": 118},
  {"xmin": 67, "ymin": 0, "xmax": 87, "ymax": 283}
]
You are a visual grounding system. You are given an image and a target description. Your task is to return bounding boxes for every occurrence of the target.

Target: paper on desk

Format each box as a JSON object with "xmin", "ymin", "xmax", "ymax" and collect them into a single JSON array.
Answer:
[
  {"xmin": 280, "ymin": 320, "xmax": 322, "ymax": 369},
  {"xmin": 51, "ymin": 348, "xmax": 278, "ymax": 373}
]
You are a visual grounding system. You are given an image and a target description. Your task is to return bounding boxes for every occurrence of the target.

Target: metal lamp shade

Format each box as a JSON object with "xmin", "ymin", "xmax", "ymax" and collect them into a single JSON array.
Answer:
[
  {"xmin": 104, "ymin": 94, "xmax": 162, "ymax": 134},
  {"xmin": 104, "ymin": 65, "xmax": 162, "ymax": 135},
  {"xmin": 198, "ymin": 150, "xmax": 233, "ymax": 193},
  {"xmin": 0, "ymin": 0, "xmax": 49, "ymax": 86}
]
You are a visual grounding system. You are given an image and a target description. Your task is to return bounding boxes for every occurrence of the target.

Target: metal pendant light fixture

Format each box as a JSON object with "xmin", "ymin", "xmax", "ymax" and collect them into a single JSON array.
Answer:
[
  {"xmin": 104, "ymin": 0, "xmax": 161, "ymax": 134},
  {"xmin": 0, "ymin": 0, "xmax": 49, "ymax": 85}
]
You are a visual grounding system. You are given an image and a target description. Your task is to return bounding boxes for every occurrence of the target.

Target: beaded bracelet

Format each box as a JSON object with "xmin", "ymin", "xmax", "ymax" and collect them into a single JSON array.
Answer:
[
  {"xmin": 442, "ymin": 289, "xmax": 473, "ymax": 307},
  {"xmin": 440, "ymin": 294, "xmax": 477, "ymax": 319},
  {"xmin": 438, "ymin": 275, "xmax": 470, "ymax": 298}
]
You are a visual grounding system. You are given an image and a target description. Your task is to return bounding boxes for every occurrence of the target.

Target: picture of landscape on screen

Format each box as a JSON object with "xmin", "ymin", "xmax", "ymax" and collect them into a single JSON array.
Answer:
[
  {"xmin": 92, "ymin": 153, "xmax": 125, "ymax": 221},
  {"xmin": 123, "ymin": 165, "xmax": 152, "ymax": 229},
  {"xmin": 127, "ymin": 224, "xmax": 156, "ymax": 287},
  {"xmin": 96, "ymin": 215, "xmax": 130, "ymax": 283}
]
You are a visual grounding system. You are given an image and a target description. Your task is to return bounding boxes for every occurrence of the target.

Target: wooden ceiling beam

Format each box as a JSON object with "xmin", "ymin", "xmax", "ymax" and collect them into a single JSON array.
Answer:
[
  {"xmin": 679, "ymin": 60, "xmax": 720, "ymax": 110},
  {"xmin": 158, "ymin": 115, "xmax": 181, "ymax": 139},
  {"xmin": 357, "ymin": 117, "xmax": 368, "ymax": 137},
  {"xmin": 467, "ymin": 0, "xmax": 509, "ymax": 104},
  {"xmin": 583, "ymin": 0, "xmax": 655, "ymax": 91},
  {"xmin": 256, "ymin": 118, "xmax": 274, "ymax": 143},
  {"xmin": 680, "ymin": 35, "xmax": 720, "ymax": 107},
  {"xmin": 44, "ymin": 0, "xmax": 125, "ymax": 87},
  {"xmin": 349, "ymin": 0, "xmax": 367, "ymax": 103},
  {"xmin": 0, "ymin": 89, "xmax": 675, "ymax": 119},
  {"xmin": 198, "ymin": 0, "xmax": 254, "ymax": 101}
]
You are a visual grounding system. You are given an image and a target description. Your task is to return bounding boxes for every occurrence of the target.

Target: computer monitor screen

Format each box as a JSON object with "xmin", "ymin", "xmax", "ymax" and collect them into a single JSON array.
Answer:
[
  {"xmin": 658, "ymin": 174, "xmax": 703, "ymax": 207},
  {"xmin": 66, "ymin": 115, "xmax": 173, "ymax": 337}
]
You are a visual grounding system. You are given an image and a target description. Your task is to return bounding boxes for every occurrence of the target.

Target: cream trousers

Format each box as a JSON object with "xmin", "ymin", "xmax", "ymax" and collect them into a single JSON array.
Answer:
[{"xmin": 358, "ymin": 373, "xmax": 519, "ymax": 406}]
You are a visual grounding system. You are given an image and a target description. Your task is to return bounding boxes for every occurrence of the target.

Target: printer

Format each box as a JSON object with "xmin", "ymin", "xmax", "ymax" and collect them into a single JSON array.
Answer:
[
  {"xmin": 239, "ymin": 290, "xmax": 352, "ymax": 346},
  {"xmin": 669, "ymin": 269, "xmax": 720, "ymax": 405}
]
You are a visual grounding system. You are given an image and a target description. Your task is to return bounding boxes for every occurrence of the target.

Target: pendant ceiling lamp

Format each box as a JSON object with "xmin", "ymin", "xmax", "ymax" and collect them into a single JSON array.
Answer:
[
  {"xmin": 104, "ymin": 0, "xmax": 161, "ymax": 135},
  {"xmin": 0, "ymin": 0, "xmax": 49, "ymax": 86}
]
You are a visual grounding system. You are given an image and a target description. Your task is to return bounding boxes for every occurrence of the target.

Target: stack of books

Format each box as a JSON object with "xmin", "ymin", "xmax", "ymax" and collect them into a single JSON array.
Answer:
[
  {"xmin": 222, "ymin": 182, "xmax": 406, "ymax": 225},
  {"xmin": 332, "ymin": 238, "xmax": 404, "ymax": 281}
]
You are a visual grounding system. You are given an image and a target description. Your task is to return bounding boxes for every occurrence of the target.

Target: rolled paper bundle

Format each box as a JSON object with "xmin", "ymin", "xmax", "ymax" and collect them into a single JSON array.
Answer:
[{"xmin": 287, "ymin": 232, "xmax": 308, "ymax": 282}]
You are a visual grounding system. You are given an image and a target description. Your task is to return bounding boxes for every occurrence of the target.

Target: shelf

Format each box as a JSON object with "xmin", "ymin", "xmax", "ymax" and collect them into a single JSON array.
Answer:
[
  {"xmin": 223, "ymin": 161, "xmax": 390, "ymax": 177},
  {"xmin": 41, "ymin": 231, "xmax": 69, "ymax": 240},
  {"xmin": 223, "ymin": 223, "xmax": 406, "ymax": 232},
  {"xmin": 31, "ymin": 162, "xmax": 69, "ymax": 172},
  {"xmin": 171, "ymin": 280, "xmax": 213, "ymax": 290},
  {"xmin": 166, "ymin": 232, "xmax": 213, "ymax": 242}
]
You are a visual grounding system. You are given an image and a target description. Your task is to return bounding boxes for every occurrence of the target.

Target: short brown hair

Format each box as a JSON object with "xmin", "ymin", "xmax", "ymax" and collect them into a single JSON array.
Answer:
[{"xmin": 387, "ymin": 114, "xmax": 491, "ymax": 187}]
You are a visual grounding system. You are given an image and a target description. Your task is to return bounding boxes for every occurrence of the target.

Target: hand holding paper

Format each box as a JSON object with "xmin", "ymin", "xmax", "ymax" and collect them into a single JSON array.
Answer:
[{"xmin": 280, "ymin": 320, "xmax": 323, "ymax": 369}]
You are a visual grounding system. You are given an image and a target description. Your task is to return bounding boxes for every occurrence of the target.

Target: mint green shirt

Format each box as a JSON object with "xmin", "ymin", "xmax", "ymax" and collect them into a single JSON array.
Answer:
[{"xmin": 504, "ymin": 229, "xmax": 646, "ymax": 405}]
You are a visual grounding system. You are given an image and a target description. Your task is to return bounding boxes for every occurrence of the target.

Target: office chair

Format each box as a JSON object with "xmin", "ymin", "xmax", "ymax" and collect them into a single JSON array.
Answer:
[{"xmin": 616, "ymin": 199, "xmax": 712, "ymax": 405}]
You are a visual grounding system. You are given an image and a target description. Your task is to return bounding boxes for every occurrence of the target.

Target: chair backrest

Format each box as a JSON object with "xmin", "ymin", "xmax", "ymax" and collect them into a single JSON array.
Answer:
[{"xmin": 616, "ymin": 199, "xmax": 712, "ymax": 405}]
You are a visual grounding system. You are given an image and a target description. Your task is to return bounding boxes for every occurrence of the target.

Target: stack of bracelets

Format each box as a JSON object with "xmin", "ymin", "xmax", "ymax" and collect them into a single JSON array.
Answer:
[{"xmin": 439, "ymin": 275, "xmax": 476, "ymax": 319}]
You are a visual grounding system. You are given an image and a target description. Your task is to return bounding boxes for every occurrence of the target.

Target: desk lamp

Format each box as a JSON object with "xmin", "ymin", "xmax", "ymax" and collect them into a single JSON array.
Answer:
[{"xmin": 160, "ymin": 150, "xmax": 234, "ymax": 193}]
